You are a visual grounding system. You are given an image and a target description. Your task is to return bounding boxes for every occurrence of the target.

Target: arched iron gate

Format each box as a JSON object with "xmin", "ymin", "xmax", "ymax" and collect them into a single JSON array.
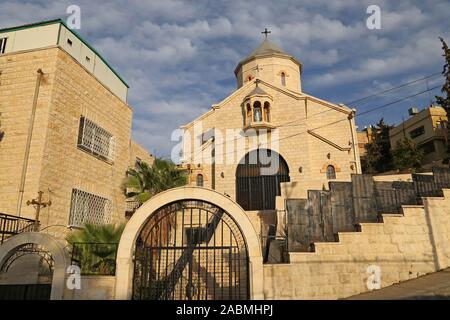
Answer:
[
  {"xmin": 236, "ymin": 149, "xmax": 290, "ymax": 211},
  {"xmin": 132, "ymin": 200, "xmax": 249, "ymax": 300}
]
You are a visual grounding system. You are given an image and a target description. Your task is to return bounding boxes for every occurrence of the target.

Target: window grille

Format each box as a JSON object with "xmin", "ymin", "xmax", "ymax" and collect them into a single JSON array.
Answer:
[
  {"xmin": 409, "ymin": 126, "xmax": 425, "ymax": 139},
  {"xmin": 69, "ymin": 189, "xmax": 112, "ymax": 227},
  {"xmin": 77, "ymin": 116, "xmax": 115, "ymax": 162},
  {"xmin": 196, "ymin": 174, "xmax": 204, "ymax": 187},
  {"xmin": 0, "ymin": 38, "xmax": 7, "ymax": 54}
]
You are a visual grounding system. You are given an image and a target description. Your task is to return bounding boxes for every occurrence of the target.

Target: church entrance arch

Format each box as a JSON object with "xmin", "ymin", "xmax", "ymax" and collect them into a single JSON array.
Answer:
[
  {"xmin": 236, "ymin": 149, "xmax": 290, "ymax": 211},
  {"xmin": 115, "ymin": 187, "xmax": 263, "ymax": 300}
]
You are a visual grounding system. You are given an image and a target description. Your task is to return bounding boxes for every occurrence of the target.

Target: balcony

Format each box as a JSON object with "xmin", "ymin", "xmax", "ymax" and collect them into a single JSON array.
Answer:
[{"xmin": 244, "ymin": 120, "xmax": 276, "ymax": 131}]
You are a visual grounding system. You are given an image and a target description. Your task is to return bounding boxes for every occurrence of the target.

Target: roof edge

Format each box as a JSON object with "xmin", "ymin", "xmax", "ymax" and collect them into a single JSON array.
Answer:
[{"xmin": 0, "ymin": 18, "xmax": 129, "ymax": 88}]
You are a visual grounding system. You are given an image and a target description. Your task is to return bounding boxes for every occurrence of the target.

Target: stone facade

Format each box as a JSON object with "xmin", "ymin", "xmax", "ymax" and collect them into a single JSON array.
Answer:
[
  {"xmin": 263, "ymin": 190, "xmax": 450, "ymax": 299},
  {"xmin": 180, "ymin": 39, "xmax": 361, "ymax": 204},
  {"xmin": 0, "ymin": 21, "xmax": 150, "ymax": 239},
  {"xmin": 389, "ymin": 106, "xmax": 448, "ymax": 165}
]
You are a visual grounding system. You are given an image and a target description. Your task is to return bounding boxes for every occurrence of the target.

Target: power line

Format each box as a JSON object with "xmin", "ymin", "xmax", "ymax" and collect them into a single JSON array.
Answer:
[
  {"xmin": 344, "ymin": 72, "xmax": 441, "ymax": 106},
  {"xmin": 183, "ymin": 78, "xmax": 443, "ymax": 160}
]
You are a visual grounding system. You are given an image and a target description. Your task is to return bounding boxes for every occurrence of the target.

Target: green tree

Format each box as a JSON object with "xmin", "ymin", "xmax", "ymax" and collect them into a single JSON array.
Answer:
[
  {"xmin": 363, "ymin": 119, "xmax": 394, "ymax": 173},
  {"xmin": 123, "ymin": 158, "xmax": 188, "ymax": 204},
  {"xmin": 391, "ymin": 138, "xmax": 424, "ymax": 171},
  {"xmin": 435, "ymin": 37, "xmax": 450, "ymax": 162},
  {"xmin": 66, "ymin": 223, "xmax": 125, "ymax": 275}
]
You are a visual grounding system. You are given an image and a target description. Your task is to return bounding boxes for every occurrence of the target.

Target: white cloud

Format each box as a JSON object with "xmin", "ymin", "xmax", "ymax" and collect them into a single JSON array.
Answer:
[{"xmin": 0, "ymin": 0, "xmax": 448, "ymax": 158}]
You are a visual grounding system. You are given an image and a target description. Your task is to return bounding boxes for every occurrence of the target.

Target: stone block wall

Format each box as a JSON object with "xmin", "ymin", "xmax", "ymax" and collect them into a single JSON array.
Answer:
[
  {"xmin": 64, "ymin": 276, "xmax": 116, "ymax": 300},
  {"xmin": 263, "ymin": 189, "xmax": 450, "ymax": 299},
  {"xmin": 0, "ymin": 47, "xmax": 133, "ymax": 239}
]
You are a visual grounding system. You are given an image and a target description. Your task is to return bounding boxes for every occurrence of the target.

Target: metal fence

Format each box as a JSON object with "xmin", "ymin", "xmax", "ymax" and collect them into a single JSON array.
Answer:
[
  {"xmin": 286, "ymin": 167, "xmax": 450, "ymax": 252},
  {"xmin": 0, "ymin": 213, "xmax": 36, "ymax": 245},
  {"xmin": 70, "ymin": 242, "xmax": 118, "ymax": 276}
]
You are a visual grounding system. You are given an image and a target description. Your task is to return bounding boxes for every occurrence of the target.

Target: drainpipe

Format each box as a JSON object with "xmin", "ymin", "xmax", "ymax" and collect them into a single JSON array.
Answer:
[
  {"xmin": 348, "ymin": 109, "xmax": 360, "ymax": 174},
  {"xmin": 16, "ymin": 69, "xmax": 44, "ymax": 217}
]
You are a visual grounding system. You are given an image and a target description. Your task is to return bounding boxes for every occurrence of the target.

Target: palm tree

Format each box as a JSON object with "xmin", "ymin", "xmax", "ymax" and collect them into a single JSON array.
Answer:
[
  {"xmin": 66, "ymin": 223, "xmax": 125, "ymax": 275},
  {"xmin": 123, "ymin": 158, "xmax": 188, "ymax": 204}
]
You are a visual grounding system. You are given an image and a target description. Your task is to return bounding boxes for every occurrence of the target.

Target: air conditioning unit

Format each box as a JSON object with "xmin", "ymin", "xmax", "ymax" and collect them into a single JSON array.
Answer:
[{"xmin": 408, "ymin": 107, "xmax": 419, "ymax": 116}]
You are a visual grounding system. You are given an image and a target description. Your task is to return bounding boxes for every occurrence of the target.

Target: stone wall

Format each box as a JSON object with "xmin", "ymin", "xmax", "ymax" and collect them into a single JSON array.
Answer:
[
  {"xmin": 0, "ymin": 47, "xmax": 132, "ymax": 239},
  {"xmin": 182, "ymin": 79, "xmax": 360, "ymax": 200},
  {"xmin": 64, "ymin": 276, "xmax": 116, "ymax": 300},
  {"xmin": 263, "ymin": 189, "xmax": 450, "ymax": 299}
]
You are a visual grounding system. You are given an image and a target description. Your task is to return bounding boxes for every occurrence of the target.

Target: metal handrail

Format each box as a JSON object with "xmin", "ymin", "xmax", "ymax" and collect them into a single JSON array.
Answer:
[{"xmin": 0, "ymin": 213, "xmax": 37, "ymax": 245}]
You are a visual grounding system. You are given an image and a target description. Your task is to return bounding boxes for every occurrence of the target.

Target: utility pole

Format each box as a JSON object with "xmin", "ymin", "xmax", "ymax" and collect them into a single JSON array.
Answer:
[{"xmin": 26, "ymin": 191, "xmax": 51, "ymax": 231}]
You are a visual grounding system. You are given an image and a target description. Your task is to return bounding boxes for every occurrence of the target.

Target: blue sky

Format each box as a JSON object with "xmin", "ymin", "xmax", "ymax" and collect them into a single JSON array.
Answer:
[{"xmin": 1, "ymin": 0, "xmax": 449, "ymax": 158}]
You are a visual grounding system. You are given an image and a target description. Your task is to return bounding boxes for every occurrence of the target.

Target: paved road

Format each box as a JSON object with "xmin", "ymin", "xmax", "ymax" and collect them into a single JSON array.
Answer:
[{"xmin": 346, "ymin": 268, "xmax": 450, "ymax": 300}]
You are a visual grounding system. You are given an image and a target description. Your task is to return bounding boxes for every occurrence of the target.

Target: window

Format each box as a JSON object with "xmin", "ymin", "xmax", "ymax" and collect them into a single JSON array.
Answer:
[
  {"xmin": 281, "ymin": 72, "xmax": 286, "ymax": 86},
  {"xmin": 326, "ymin": 165, "xmax": 336, "ymax": 180},
  {"xmin": 409, "ymin": 126, "xmax": 425, "ymax": 139},
  {"xmin": 135, "ymin": 157, "xmax": 142, "ymax": 169},
  {"xmin": 69, "ymin": 189, "xmax": 112, "ymax": 227},
  {"xmin": 419, "ymin": 141, "xmax": 436, "ymax": 154},
  {"xmin": 436, "ymin": 120, "xmax": 447, "ymax": 129},
  {"xmin": 264, "ymin": 101, "xmax": 271, "ymax": 122},
  {"xmin": 253, "ymin": 101, "xmax": 262, "ymax": 122},
  {"xmin": 246, "ymin": 104, "xmax": 252, "ymax": 125},
  {"xmin": 0, "ymin": 37, "xmax": 7, "ymax": 54},
  {"xmin": 196, "ymin": 174, "xmax": 204, "ymax": 187},
  {"xmin": 77, "ymin": 116, "xmax": 115, "ymax": 162},
  {"xmin": 185, "ymin": 227, "xmax": 206, "ymax": 245}
]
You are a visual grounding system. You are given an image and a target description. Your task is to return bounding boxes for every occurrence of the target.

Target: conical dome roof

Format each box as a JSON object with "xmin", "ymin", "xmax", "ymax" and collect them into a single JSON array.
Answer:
[
  {"xmin": 234, "ymin": 39, "xmax": 301, "ymax": 75},
  {"xmin": 246, "ymin": 39, "xmax": 287, "ymax": 58}
]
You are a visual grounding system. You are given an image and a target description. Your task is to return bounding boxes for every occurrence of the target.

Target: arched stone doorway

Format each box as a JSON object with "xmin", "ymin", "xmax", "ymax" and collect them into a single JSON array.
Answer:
[
  {"xmin": 115, "ymin": 187, "xmax": 263, "ymax": 300},
  {"xmin": 0, "ymin": 232, "xmax": 69, "ymax": 300},
  {"xmin": 236, "ymin": 149, "xmax": 290, "ymax": 210}
]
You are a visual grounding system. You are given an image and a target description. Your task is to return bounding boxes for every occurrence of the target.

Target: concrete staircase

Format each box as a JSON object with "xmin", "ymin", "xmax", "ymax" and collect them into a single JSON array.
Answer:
[{"xmin": 263, "ymin": 189, "xmax": 450, "ymax": 299}]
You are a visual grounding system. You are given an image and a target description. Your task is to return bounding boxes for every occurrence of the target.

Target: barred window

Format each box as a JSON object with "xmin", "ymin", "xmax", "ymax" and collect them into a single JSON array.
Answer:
[
  {"xmin": 77, "ymin": 116, "xmax": 115, "ymax": 162},
  {"xmin": 69, "ymin": 189, "xmax": 112, "ymax": 227},
  {"xmin": 196, "ymin": 174, "xmax": 204, "ymax": 187},
  {"xmin": 409, "ymin": 126, "xmax": 425, "ymax": 139},
  {"xmin": 0, "ymin": 37, "xmax": 7, "ymax": 54}
]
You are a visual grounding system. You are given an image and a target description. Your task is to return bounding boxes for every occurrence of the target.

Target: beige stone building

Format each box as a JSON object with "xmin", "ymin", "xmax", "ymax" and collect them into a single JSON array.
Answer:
[
  {"xmin": 389, "ymin": 106, "xmax": 448, "ymax": 165},
  {"xmin": 357, "ymin": 127, "xmax": 374, "ymax": 158},
  {"xmin": 0, "ymin": 19, "xmax": 152, "ymax": 238},
  {"xmin": 180, "ymin": 39, "xmax": 361, "ymax": 210}
]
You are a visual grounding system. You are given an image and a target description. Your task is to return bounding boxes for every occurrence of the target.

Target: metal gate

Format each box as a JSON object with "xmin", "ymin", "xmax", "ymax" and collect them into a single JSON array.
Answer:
[
  {"xmin": 236, "ymin": 149, "xmax": 290, "ymax": 211},
  {"xmin": 0, "ymin": 284, "xmax": 51, "ymax": 300},
  {"xmin": 132, "ymin": 200, "xmax": 249, "ymax": 300},
  {"xmin": 0, "ymin": 244, "xmax": 54, "ymax": 300}
]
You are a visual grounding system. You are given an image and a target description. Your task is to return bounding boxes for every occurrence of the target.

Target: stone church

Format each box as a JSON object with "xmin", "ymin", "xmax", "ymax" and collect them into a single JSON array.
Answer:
[{"xmin": 180, "ymin": 37, "xmax": 362, "ymax": 212}]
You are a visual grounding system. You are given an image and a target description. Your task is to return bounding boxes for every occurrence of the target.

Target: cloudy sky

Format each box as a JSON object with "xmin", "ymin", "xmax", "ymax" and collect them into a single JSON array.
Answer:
[{"xmin": 1, "ymin": 0, "xmax": 449, "ymax": 158}]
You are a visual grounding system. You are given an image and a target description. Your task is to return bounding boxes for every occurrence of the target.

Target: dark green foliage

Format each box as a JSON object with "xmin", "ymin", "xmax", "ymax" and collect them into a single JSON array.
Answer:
[
  {"xmin": 435, "ymin": 37, "xmax": 450, "ymax": 162},
  {"xmin": 363, "ymin": 119, "xmax": 394, "ymax": 173},
  {"xmin": 123, "ymin": 158, "xmax": 188, "ymax": 204},
  {"xmin": 392, "ymin": 138, "xmax": 424, "ymax": 171}
]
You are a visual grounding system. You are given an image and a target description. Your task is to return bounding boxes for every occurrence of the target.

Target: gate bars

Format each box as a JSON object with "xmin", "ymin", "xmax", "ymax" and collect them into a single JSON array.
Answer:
[
  {"xmin": 132, "ymin": 200, "xmax": 249, "ymax": 300},
  {"xmin": 286, "ymin": 168, "xmax": 450, "ymax": 252}
]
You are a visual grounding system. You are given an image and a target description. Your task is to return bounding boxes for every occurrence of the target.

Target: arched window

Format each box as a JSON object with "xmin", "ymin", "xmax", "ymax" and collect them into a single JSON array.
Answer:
[
  {"xmin": 246, "ymin": 103, "xmax": 252, "ymax": 125},
  {"xmin": 253, "ymin": 101, "xmax": 262, "ymax": 122},
  {"xmin": 264, "ymin": 102, "xmax": 271, "ymax": 122},
  {"xmin": 326, "ymin": 165, "xmax": 336, "ymax": 180},
  {"xmin": 281, "ymin": 72, "xmax": 286, "ymax": 86},
  {"xmin": 196, "ymin": 174, "xmax": 204, "ymax": 187}
]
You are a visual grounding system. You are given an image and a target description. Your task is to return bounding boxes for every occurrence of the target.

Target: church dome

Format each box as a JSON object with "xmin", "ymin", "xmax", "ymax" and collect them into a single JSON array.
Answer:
[{"xmin": 234, "ymin": 38, "xmax": 303, "ymax": 92}]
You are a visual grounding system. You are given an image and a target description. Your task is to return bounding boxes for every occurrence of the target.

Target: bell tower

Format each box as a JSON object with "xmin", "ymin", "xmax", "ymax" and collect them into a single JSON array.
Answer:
[{"xmin": 234, "ymin": 29, "xmax": 302, "ymax": 92}]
